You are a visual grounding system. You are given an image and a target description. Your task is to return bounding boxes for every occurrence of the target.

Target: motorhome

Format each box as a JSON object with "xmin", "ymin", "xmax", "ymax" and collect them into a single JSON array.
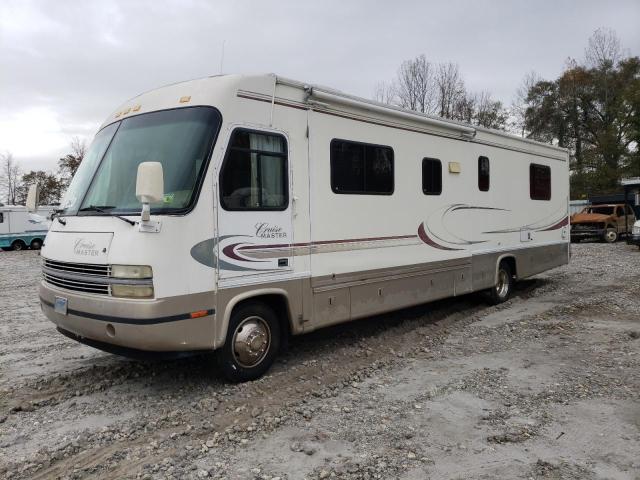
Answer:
[
  {"xmin": 36, "ymin": 74, "xmax": 570, "ymax": 381},
  {"xmin": 0, "ymin": 205, "xmax": 53, "ymax": 251}
]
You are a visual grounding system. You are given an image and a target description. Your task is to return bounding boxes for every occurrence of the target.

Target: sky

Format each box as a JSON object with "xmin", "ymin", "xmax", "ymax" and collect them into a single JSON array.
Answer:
[{"xmin": 1, "ymin": 0, "xmax": 639, "ymax": 172}]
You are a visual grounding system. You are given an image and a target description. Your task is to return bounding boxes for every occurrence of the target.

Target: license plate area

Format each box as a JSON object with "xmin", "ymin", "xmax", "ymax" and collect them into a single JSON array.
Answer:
[{"xmin": 54, "ymin": 296, "xmax": 68, "ymax": 315}]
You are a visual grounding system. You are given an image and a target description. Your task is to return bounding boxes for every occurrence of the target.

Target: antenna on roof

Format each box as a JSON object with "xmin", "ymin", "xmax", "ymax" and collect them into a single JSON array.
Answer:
[{"xmin": 219, "ymin": 40, "xmax": 226, "ymax": 74}]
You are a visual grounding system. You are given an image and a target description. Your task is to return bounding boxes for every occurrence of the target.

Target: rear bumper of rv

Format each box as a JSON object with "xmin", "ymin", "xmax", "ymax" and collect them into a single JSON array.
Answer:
[{"xmin": 39, "ymin": 281, "xmax": 217, "ymax": 353}]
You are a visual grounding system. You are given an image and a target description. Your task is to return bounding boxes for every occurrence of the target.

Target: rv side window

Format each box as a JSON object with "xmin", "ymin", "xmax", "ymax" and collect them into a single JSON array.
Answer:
[
  {"xmin": 220, "ymin": 129, "xmax": 288, "ymax": 211},
  {"xmin": 330, "ymin": 139, "xmax": 393, "ymax": 195},
  {"xmin": 422, "ymin": 158, "xmax": 442, "ymax": 195},
  {"xmin": 529, "ymin": 163, "xmax": 551, "ymax": 200},
  {"xmin": 478, "ymin": 156, "xmax": 490, "ymax": 191}
]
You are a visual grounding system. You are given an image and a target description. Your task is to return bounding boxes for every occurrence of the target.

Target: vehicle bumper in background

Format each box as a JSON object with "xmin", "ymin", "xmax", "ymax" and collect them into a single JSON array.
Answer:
[
  {"xmin": 630, "ymin": 234, "xmax": 640, "ymax": 246},
  {"xmin": 39, "ymin": 281, "xmax": 217, "ymax": 352},
  {"xmin": 570, "ymin": 228, "xmax": 605, "ymax": 240}
]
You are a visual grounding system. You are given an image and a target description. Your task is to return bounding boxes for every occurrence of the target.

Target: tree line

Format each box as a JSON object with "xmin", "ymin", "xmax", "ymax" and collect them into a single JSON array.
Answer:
[
  {"xmin": 0, "ymin": 138, "xmax": 85, "ymax": 206},
  {"xmin": 375, "ymin": 28, "xmax": 639, "ymax": 198}
]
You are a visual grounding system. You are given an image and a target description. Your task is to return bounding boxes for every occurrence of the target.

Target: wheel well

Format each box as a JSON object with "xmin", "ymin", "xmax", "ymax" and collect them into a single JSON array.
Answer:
[
  {"xmin": 232, "ymin": 294, "xmax": 292, "ymax": 339},
  {"xmin": 12, "ymin": 239, "xmax": 26, "ymax": 246},
  {"xmin": 500, "ymin": 256, "xmax": 517, "ymax": 280}
]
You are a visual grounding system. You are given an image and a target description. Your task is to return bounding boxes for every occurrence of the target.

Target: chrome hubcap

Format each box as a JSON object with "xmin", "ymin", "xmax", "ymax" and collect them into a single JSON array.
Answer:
[
  {"xmin": 232, "ymin": 316, "xmax": 271, "ymax": 368},
  {"xmin": 606, "ymin": 231, "xmax": 616, "ymax": 241},
  {"xmin": 496, "ymin": 270, "xmax": 509, "ymax": 298}
]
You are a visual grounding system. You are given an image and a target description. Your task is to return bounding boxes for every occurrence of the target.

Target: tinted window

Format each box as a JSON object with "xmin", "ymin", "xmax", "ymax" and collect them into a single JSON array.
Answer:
[
  {"xmin": 220, "ymin": 129, "xmax": 288, "ymax": 210},
  {"xmin": 422, "ymin": 158, "xmax": 442, "ymax": 195},
  {"xmin": 529, "ymin": 163, "xmax": 551, "ymax": 200},
  {"xmin": 478, "ymin": 156, "xmax": 490, "ymax": 191},
  {"xmin": 330, "ymin": 139, "xmax": 393, "ymax": 195},
  {"xmin": 0, "ymin": 213, "xmax": 3, "ymax": 223}
]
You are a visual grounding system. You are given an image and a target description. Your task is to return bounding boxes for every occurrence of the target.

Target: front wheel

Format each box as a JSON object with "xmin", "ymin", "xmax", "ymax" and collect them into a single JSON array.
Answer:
[
  {"xmin": 11, "ymin": 240, "xmax": 26, "ymax": 251},
  {"xmin": 216, "ymin": 302, "xmax": 281, "ymax": 383},
  {"xmin": 30, "ymin": 239, "xmax": 42, "ymax": 250},
  {"xmin": 488, "ymin": 261, "xmax": 513, "ymax": 305},
  {"xmin": 603, "ymin": 228, "xmax": 618, "ymax": 243}
]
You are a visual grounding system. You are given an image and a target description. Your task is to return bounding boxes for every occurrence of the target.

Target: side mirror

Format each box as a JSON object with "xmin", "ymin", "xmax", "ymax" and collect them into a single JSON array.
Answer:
[
  {"xmin": 26, "ymin": 184, "xmax": 40, "ymax": 212},
  {"xmin": 136, "ymin": 162, "xmax": 164, "ymax": 222}
]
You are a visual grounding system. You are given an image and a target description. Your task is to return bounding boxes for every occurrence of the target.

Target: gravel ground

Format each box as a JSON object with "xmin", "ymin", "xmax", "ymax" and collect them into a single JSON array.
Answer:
[{"xmin": 0, "ymin": 242, "xmax": 639, "ymax": 480}]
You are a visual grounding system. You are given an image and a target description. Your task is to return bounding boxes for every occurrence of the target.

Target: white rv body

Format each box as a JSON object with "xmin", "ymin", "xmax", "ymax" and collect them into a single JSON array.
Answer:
[
  {"xmin": 39, "ymin": 74, "xmax": 569, "ymax": 367},
  {"xmin": 0, "ymin": 205, "xmax": 53, "ymax": 250}
]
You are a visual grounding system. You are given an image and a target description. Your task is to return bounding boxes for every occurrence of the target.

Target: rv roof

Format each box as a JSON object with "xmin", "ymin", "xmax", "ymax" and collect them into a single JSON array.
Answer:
[{"xmin": 115, "ymin": 73, "xmax": 568, "ymax": 157}]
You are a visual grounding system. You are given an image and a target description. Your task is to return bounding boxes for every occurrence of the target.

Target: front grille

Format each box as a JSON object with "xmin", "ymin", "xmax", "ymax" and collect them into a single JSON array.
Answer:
[
  {"xmin": 572, "ymin": 223, "xmax": 601, "ymax": 231},
  {"xmin": 42, "ymin": 258, "xmax": 110, "ymax": 295},
  {"xmin": 43, "ymin": 258, "xmax": 110, "ymax": 277}
]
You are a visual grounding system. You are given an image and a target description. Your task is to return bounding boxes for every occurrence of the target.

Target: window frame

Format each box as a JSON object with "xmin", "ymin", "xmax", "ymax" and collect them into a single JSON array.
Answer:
[
  {"xmin": 529, "ymin": 163, "xmax": 551, "ymax": 201},
  {"xmin": 478, "ymin": 156, "xmax": 490, "ymax": 192},
  {"xmin": 330, "ymin": 138, "xmax": 394, "ymax": 196},
  {"xmin": 219, "ymin": 127, "xmax": 290, "ymax": 212},
  {"xmin": 422, "ymin": 157, "xmax": 442, "ymax": 196}
]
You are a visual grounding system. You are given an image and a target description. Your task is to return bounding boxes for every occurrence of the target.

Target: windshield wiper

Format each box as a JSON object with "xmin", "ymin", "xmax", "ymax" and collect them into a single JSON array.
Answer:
[{"xmin": 78, "ymin": 205, "xmax": 136, "ymax": 226}]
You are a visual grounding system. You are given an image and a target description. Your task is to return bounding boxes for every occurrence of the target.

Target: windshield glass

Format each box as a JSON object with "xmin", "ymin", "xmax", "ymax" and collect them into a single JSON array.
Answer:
[
  {"xmin": 585, "ymin": 206, "xmax": 614, "ymax": 215},
  {"xmin": 62, "ymin": 107, "xmax": 221, "ymax": 216}
]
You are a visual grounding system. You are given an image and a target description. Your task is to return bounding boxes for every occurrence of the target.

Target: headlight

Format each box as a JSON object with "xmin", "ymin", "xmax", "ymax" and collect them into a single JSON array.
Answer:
[
  {"xmin": 111, "ymin": 284, "xmax": 154, "ymax": 298},
  {"xmin": 111, "ymin": 265, "xmax": 153, "ymax": 279},
  {"xmin": 633, "ymin": 225, "xmax": 640, "ymax": 235}
]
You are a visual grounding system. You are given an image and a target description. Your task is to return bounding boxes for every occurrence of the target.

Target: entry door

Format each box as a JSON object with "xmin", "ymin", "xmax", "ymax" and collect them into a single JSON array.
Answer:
[{"xmin": 216, "ymin": 127, "xmax": 293, "ymax": 280}]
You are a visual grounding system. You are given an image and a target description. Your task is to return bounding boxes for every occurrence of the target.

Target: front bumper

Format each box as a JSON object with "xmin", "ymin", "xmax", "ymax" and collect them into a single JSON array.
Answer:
[{"xmin": 40, "ymin": 281, "xmax": 217, "ymax": 352}]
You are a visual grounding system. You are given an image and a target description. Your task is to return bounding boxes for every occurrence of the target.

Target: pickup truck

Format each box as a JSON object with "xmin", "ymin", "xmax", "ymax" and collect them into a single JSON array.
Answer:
[{"xmin": 570, "ymin": 203, "xmax": 636, "ymax": 243}]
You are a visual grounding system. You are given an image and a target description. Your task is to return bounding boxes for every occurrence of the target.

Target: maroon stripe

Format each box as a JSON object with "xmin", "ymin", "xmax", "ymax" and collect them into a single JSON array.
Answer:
[
  {"xmin": 222, "ymin": 243, "xmax": 263, "ymax": 262},
  {"xmin": 541, "ymin": 216, "xmax": 569, "ymax": 231},
  {"xmin": 418, "ymin": 223, "xmax": 462, "ymax": 251},
  {"xmin": 237, "ymin": 234, "xmax": 417, "ymax": 251}
]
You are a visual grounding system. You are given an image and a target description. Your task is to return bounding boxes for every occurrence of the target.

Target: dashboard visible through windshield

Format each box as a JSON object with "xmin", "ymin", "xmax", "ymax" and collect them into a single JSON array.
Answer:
[{"xmin": 60, "ymin": 106, "xmax": 221, "ymax": 216}]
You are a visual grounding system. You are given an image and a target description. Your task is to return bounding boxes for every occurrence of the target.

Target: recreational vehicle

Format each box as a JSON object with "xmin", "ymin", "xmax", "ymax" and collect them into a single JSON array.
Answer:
[
  {"xmin": 0, "ymin": 205, "xmax": 53, "ymax": 251},
  {"xmin": 35, "ymin": 74, "xmax": 570, "ymax": 381}
]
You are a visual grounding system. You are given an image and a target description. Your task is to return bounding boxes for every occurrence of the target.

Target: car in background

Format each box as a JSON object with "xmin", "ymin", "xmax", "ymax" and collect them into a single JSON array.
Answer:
[{"xmin": 570, "ymin": 203, "xmax": 636, "ymax": 243}]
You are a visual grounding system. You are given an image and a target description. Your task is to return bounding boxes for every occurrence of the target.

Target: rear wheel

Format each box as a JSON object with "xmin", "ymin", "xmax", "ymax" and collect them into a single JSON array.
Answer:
[
  {"xmin": 603, "ymin": 228, "xmax": 618, "ymax": 243},
  {"xmin": 216, "ymin": 302, "xmax": 281, "ymax": 383},
  {"xmin": 488, "ymin": 261, "xmax": 513, "ymax": 305},
  {"xmin": 30, "ymin": 239, "xmax": 42, "ymax": 250},
  {"xmin": 11, "ymin": 240, "xmax": 26, "ymax": 251}
]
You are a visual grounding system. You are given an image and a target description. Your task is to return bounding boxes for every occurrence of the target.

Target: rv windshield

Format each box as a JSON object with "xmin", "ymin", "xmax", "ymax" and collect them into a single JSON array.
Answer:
[{"xmin": 60, "ymin": 107, "xmax": 221, "ymax": 216}]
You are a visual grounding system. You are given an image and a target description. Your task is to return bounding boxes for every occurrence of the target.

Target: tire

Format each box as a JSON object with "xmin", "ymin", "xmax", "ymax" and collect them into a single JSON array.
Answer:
[
  {"xmin": 216, "ymin": 302, "xmax": 281, "ymax": 383},
  {"xmin": 30, "ymin": 239, "xmax": 42, "ymax": 250},
  {"xmin": 11, "ymin": 240, "xmax": 26, "ymax": 251},
  {"xmin": 488, "ymin": 261, "xmax": 513, "ymax": 305},
  {"xmin": 603, "ymin": 228, "xmax": 618, "ymax": 243}
]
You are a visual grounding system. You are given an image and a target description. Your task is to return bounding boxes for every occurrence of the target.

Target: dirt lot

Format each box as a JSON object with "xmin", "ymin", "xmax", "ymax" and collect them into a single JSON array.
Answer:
[{"xmin": 0, "ymin": 243, "xmax": 639, "ymax": 480}]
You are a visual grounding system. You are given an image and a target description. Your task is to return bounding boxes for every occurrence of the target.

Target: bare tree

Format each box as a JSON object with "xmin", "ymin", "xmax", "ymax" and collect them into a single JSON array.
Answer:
[
  {"xmin": 1, "ymin": 151, "xmax": 21, "ymax": 205},
  {"xmin": 585, "ymin": 27, "xmax": 623, "ymax": 69},
  {"xmin": 436, "ymin": 63, "xmax": 466, "ymax": 119},
  {"xmin": 373, "ymin": 81, "xmax": 397, "ymax": 105},
  {"xmin": 395, "ymin": 55, "xmax": 437, "ymax": 114},
  {"xmin": 510, "ymin": 70, "xmax": 542, "ymax": 136}
]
